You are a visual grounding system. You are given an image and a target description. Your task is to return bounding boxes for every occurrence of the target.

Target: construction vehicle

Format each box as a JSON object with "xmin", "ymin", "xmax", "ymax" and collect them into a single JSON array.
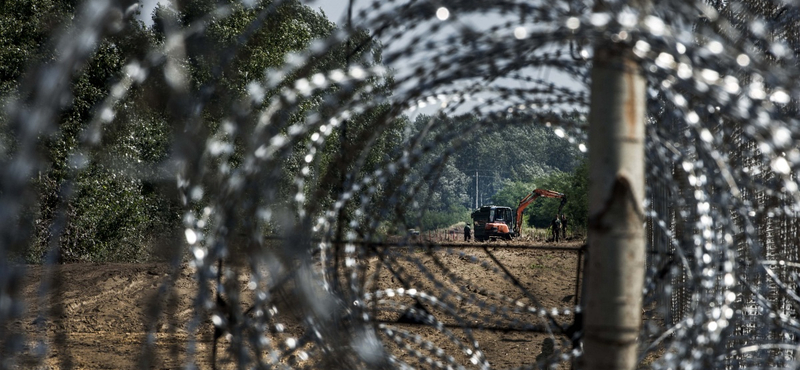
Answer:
[
  {"xmin": 471, "ymin": 205, "xmax": 515, "ymax": 241},
  {"xmin": 514, "ymin": 188, "xmax": 566, "ymax": 238},
  {"xmin": 471, "ymin": 188, "xmax": 566, "ymax": 241}
]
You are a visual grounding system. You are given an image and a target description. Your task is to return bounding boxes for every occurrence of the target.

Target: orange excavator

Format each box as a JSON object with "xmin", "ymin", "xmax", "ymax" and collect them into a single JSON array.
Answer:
[
  {"xmin": 514, "ymin": 188, "xmax": 567, "ymax": 238},
  {"xmin": 471, "ymin": 188, "xmax": 566, "ymax": 241}
]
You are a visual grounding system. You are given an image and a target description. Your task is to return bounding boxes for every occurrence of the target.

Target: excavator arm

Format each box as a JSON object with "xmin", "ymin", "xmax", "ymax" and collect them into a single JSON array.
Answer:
[{"xmin": 515, "ymin": 189, "xmax": 567, "ymax": 234}]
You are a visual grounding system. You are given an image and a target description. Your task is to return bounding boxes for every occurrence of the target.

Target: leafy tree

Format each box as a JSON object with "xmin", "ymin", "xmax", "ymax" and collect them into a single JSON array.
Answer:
[
  {"xmin": 151, "ymin": 0, "xmax": 403, "ymax": 243},
  {"xmin": 489, "ymin": 158, "xmax": 587, "ymax": 233},
  {"xmin": 562, "ymin": 158, "xmax": 587, "ymax": 234},
  {"xmin": 524, "ymin": 171, "xmax": 571, "ymax": 228},
  {"xmin": 452, "ymin": 114, "xmax": 582, "ymax": 183},
  {"xmin": 512, "ymin": 162, "xmax": 587, "ymax": 233},
  {"xmin": 3, "ymin": 0, "xmax": 384, "ymax": 261},
  {"xmin": 0, "ymin": 0, "xmax": 74, "ymax": 159},
  {"xmin": 0, "ymin": 0, "xmax": 175, "ymax": 262},
  {"xmin": 31, "ymin": 17, "xmax": 174, "ymax": 262},
  {"xmin": 0, "ymin": 0, "xmax": 74, "ymax": 95},
  {"xmin": 400, "ymin": 112, "xmax": 584, "ymax": 230},
  {"xmin": 490, "ymin": 180, "xmax": 535, "ymax": 210}
]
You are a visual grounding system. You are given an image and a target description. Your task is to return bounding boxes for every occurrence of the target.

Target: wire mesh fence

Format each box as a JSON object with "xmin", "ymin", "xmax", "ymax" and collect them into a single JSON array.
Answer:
[{"xmin": 3, "ymin": 0, "xmax": 800, "ymax": 368}]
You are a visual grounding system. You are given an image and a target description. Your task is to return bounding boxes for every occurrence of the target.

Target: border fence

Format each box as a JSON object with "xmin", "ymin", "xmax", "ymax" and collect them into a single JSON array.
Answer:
[{"xmin": 3, "ymin": 0, "xmax": 800, "ymax": 368}]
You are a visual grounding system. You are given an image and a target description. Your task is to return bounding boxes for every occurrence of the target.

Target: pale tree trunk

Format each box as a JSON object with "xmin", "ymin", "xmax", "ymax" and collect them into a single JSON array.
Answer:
[{"xmin": 582, "ymin": 41, "xmax": 647, "ymax": 369}]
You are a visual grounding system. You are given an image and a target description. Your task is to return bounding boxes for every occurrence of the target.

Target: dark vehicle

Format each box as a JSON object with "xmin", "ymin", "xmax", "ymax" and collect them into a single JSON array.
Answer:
[{"xmin": 471, "ymin": 206, "xmax": 515, "ymax": 241}]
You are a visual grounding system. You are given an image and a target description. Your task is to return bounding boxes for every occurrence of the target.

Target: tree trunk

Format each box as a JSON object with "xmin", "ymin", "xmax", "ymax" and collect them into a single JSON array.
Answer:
[{"xmin": 582, "ymin": 43, "xmax": 646, "ymax": 369}]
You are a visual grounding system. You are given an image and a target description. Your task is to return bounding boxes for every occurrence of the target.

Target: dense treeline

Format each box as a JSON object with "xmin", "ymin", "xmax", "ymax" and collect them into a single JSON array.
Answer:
[
  {"xmin": 1, "ymin": 0, "xmax": 586, "ymax": 262},
  {"xmin": 1, "ymin": 0, "xmax": 391, "ymax": 262},
  {"xmin": 2, "ymin": 0, "xmax": 173, "ymax": 262}
]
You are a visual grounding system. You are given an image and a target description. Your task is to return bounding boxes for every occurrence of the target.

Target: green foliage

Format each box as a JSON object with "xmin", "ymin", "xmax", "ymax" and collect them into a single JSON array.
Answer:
[
  {"xmin": 487, "ymin": 158, "xmax": 587, "ymax": 232},
  {"xmin": 3, "ymin": 0, "xmax": 359, "ymax": 262},
  {"xmin": 528, "ymin": 171, "xmax": 569, "ymax": 228},
  {"xmin": 490, "ymin": 180, "xmax": 534, "ymax": 209},
  {"xmin": 452, "ymin": 115, "xmax": 582, "ymax": 183},
  {"xmin": 0, "ymin": 0, "xmax": 74, "ymax": 95},
  {"xmin": 0, "ymin": 0, "xmax": 74, "ymax": 156},
  {"xmin": 0, "ymin": 0, "xmax": 173, "ymax": 262},
  {"xmin": 563, "ymin": 158, "xmax": 588, "ymax": 231},
  {"xmin": 2, "ymin": 0, "xmax": 587, "ymax": 261},
  {"xmin": 67, "ymin": 167, "xmax": 174, "ymax": 261},
  {"xmin": 401, "ymin": 113, "xmax": 584, "ymax": 230},
  {"xmin": 418, "ymin": 204, "xmax": 472, "ymax": 231},
  {"xmin": 169, "ymin": 0, "xmax": 338, "ymax": 118},
  {"xmin": 522, "ymin": 162, "xmax": 587, "ymax": 231}
]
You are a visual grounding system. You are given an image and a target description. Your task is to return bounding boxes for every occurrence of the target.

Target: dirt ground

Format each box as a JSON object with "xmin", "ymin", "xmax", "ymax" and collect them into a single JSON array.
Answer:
[{"xmin": 8, "ymin": 238, "xmax": 586, "ymax": 369}]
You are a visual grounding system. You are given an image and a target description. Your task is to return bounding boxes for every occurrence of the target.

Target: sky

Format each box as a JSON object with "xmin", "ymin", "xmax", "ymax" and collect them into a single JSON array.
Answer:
[
  {"xmin": 137, "ymin": 0, "xmax": 357, "ymax": 25},
  {"xmin": 133, "ymin": 0, "xmax": 581, "ymax": 118},
  {"xmin": 312, "ymin": 1, "xmax": 354, "ymax": 25}
]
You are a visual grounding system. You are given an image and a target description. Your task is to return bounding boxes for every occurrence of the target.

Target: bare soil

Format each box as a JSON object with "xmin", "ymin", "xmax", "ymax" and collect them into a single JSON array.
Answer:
[{"xmin": 10, "ymin": 238, "xmax": 585, "ymax": 369}]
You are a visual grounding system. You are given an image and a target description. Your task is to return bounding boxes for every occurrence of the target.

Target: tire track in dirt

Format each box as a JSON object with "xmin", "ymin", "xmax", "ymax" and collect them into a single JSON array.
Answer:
[
  {"xmin": 13, "ymin": 241, "xmax": 584, "ymax": 369},
  {"xmin": 15, "ymin": 263, "xmax": 206, "ymax": 369}
]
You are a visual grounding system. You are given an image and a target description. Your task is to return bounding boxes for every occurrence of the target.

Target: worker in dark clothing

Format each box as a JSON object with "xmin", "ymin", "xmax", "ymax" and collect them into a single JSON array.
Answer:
[
  {"xmin": 551, "ymin": 215, "xmax": 561, "ymax": 243},
  {"xmin": 561, "ymin": 214, "xmax": 568, "ymax": 241},
  {"xmin": 464, "ymin": 224, "xmax": 471, "ymax": 242}
]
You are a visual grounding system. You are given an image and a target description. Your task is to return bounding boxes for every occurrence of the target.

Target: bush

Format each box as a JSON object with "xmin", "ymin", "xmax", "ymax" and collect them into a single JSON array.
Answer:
[
  {"xmin": 418, "ymin": 204, "xmax": 471, "ymax": 231},
  {"xmin": 28, "ymin": 164, "xmax": 179, "ymax": 263},
  {"xmin": 489, "ymin": 159, "xmax": 588, "ymax": 232}
]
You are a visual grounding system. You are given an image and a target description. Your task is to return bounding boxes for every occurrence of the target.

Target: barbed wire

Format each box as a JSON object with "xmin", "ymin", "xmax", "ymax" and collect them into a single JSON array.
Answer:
[{"xmin": 3, "ymin": 0, "xmax": 800, "ymax": 368}]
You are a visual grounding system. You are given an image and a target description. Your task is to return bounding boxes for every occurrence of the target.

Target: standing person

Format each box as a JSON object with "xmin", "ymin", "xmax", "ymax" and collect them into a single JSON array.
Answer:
[
  {"xmin": 464, "ymin": 223, "xmax": 471, "ymax": 242},
  {"xmin": 551, "ymin": 215, "xmax": 561, "ymax": 243},
  {"xmin": 561, "ymin": 214, "xmax": 568, "ymax": 241}
]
